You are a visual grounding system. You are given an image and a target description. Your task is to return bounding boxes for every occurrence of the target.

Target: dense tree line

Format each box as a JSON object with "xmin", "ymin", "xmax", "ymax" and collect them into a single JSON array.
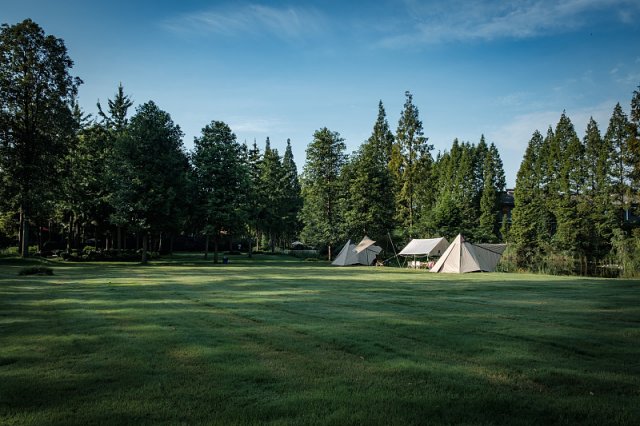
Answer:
[
  {"xmin": 0, "ymin": 20, "xmax": 302, "ymax": 263},
  {"xmin": 507, "ymin": 89, "xmax": 640, "ymax": 276},
  {"xmin": 300, "ymin": 92, "xmax": 508, "ymax": 258},
  {"xmin": 2, "ymin": 19, "xmax": 638, "ymax": 275}
]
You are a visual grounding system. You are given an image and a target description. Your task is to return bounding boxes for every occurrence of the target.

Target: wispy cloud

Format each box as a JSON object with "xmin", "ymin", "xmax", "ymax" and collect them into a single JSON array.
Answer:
[
  {"xmin": 163, "ymin": 4, "xmax": 326, "ymax": 42},
  {"xmin": 229, "ymin": 117, "xmax": 284, "ymax": 134},
  {"xmin": 378, "ymin": 0, "xmax": 640, "ymax": 47}
]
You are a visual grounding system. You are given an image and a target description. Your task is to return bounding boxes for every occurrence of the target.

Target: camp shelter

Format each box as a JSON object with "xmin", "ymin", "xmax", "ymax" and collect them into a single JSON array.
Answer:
[
  {"xmin": 399, "ymin": 237, "xmax": 449, "ymax": 258},
  {"xmin": 332, "ymin": 236, "xmax": 382, "ymax": 266},
  {"xmin": 429, "ymin": 234, "xmax": 506, "ymax": 273}
]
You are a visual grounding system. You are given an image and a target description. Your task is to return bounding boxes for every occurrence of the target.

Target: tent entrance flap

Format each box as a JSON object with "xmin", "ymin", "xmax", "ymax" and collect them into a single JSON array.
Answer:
[{"xmin": 430, "ymin": 234, "xmax": 506, "ymax": 273}]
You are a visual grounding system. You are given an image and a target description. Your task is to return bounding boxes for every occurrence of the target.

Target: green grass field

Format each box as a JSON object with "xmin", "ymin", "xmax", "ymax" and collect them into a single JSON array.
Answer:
[{"xmin": 1, "ymin": 254, "xmax": 639, "ymax": 425}]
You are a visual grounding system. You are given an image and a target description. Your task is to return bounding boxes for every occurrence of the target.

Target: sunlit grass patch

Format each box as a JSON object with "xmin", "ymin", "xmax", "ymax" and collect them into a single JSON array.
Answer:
[{"xmin": 1, "ymin": 254, "xmax": 639, "ymax": 425}]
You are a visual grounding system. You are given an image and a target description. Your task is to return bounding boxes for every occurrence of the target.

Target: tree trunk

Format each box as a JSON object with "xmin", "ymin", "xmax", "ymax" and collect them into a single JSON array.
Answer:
[
  {"xmin": 67, "ymin": 216, "xmax": 73, "ymax": 253},
  {"xmin": 141, "ymin": 233, "xmax": 148, "ymax": 264},
  {"xmin": 248, "ymin": 236, "xmax": 252, "ymax": 258},
  {"xmin": 213, "ymin": 235, "xmax": 219, "ymax": 263},
  {"xmin": 204, "ymin": 234, "xmax": 209, "ymax": 259},
  {"xmin": 20, "ymin": 209, "xmax": 29, "ymax": 258},
  {"xmin": 158, "ymin": 232, "xmax": 163, "ymax": 253},
  {"xmin": 169, "ymin": 234, "xmax": 174, "ymax": 255},
  {"xmin": 18, "ymin": 210, "xmax": 23, "ymax": 256},
  {"xmin": 117, "ymin": 226, "xmax": 122, "ymax": 250},
  {"xmin": 328, "ymin": 244, "xmax": 332, "ymax": 261}
]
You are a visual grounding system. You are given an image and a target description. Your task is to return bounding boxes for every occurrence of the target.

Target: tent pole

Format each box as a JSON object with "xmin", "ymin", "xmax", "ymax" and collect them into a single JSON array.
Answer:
[{"xmin": 387, "ymin": 232, "xmax": 402, "ymax": 267}]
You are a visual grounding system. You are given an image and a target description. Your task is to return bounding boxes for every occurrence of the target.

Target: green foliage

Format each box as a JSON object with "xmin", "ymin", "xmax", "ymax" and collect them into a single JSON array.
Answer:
[
  {"xmin": 392, "ymin": 91, "xmax": 433, "ymax": 238},
  {"xmin": 191, "ymin": 120, "xmax": 249, "ymax": 261},
  {"xmin": 281, "ymin": 139, "xmax": 303, "ymax": 244},
  {"xmin": 610, "ymin": 228, "xmax": 640, "ymax": 278},
  {"xmin": 342, "ymin": 101, "xmax": 396, "ymax": 241},
  {"xmin": 605, "ymin": 103, "xmax": 631, "ymax": 214},
  {"xmin": 0, "ymin": 19, "xmax": 81, "ymax": 257},
  {"xmin": 109, "ymin": 101, "xmax": 188, "ymax": 262},
  {"xmin": 300, "ymin": 128, "xmax": 346, "ymax": 258}
]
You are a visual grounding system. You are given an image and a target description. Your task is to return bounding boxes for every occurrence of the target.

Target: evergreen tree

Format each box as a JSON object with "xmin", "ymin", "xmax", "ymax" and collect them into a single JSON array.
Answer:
[
  {"xmin": 477, "ymin": 156, "xmax": 499, "ymax": 243},
  {"xmin": 582, "ymin": 118, "xmax": 615, "ymax": 264},
  {"xmin": 281, "ymin": 139, "xmax": 302, "ymax": 247},
  {"xmin": 552, "ymin": 112, "xmax": 583, "ymax": 254},
  {"xmin": 191, "ymin": 121, "xmax": 249, "ymax": 263},
  {"xmin": 300, "ymin": 128, "xmax": 346, "ymax": 259},
  {"xmin": 110, "ymin": 101, "xmax": 187, "ymax": 263},
  {"xmin": 94, "ymin": 84, "xmax": 134, "ymax": 250},
  {"xmin": 0, "ymin": 19, "xmax": 81, "ymax": 256},
  {"xmin": 392, "ymin": 91, "xmax": 433, "ymax": 238},
  {"xmin": 245, "ymin": 140, "xmax": 263, "ymax": 255},
  {"xmin": 628, "ymin": 87, "xmax": 640, "ymax": 203},
  {"xmin": 259, "ymin": 138, "xmax": 286, "ymax": 252},
  {"xmin": 605, "ymin": 103, "xmax": 631, "ymax": 220},
  {"xmin": 342, "ymin": 102, "xmax": 396, "ymax": 242},
  {"xmin": 97, "ymin": 83, "xmax": 133, "ymax": 132},
  {"xmin": 509, "ymin": 131, "xmax": 546, "ymax": 267}
]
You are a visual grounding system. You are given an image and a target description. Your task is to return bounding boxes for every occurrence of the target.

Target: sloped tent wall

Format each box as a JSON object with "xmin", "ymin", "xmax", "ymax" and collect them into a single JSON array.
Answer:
[
  {"xmin": 332, "ymin": 236, "xmax": 382, "ymax": 266},
  {"xmin": 430, "ymin": 234, "xmax": 506, "ymax": 273},
  {"xmin": 332, "ymin": 240, "xmax": 359, "ymax": 266}
]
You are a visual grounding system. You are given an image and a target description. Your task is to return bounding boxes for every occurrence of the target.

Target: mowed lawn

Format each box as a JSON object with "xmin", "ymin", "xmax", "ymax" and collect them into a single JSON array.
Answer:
[{"xmin": 0, "ymin": 255, "xmax": 639, "ymax": 425}]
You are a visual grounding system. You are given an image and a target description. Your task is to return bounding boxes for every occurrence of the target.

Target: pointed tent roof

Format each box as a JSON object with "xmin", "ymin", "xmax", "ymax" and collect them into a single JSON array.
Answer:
[
  {"xmin": 430, "ymin": 234, "xmax": 506, "ymax": 273},
  {"xmin": 354, "ymin": 236, "xmax": 376, "ymax": 253},
  {"xmin": 332, "ymin": 240, "xmax": 357, "ymax": 266},
  {"xmin": 332, "ymin": 237, "xmax": 382, "ymax": 266},
  {"xmin": 398, "ymin": 237, "xmax": 449, "ymax": 257}
]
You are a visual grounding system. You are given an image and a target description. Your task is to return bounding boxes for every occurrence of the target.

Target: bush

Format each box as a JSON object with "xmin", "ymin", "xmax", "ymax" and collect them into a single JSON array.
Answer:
[{"xmin": 18, "ymin": 266, "xmax": 53, "ymax": 276}]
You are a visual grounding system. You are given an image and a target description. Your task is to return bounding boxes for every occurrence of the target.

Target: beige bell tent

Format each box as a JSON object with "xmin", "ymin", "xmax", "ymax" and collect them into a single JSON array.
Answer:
[
  {"xmin": 332, "ymin": 236, "xmax": 382, "ymax": 266},
  {"xmin": 429, "ymin": 234, "xmax": 506, "ymax": 273}
]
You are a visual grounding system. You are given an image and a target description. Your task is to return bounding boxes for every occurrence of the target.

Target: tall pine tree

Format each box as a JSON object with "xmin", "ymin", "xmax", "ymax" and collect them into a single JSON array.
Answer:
[
  {"xmin": 300, "ymin": 128, "xmax": 346, "ymax": 259},
  {"xmin": 391, "ymin": 91, "xmax": 433, "ymax": 238},
  {"xmin": 342, "ymin": 101, "xmax": 396, "ymax": 241}
]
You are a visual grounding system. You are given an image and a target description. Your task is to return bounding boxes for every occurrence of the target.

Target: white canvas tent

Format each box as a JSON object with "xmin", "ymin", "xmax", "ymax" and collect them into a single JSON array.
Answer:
[
  {"xmin": 399, "ymin": 237, "xmax": 449, "ymax": 257},
  {"xmin": 430, "ymin": 234, "xmax": 506, "ymax": 273},
  {"xmin": 332, "ymin": 236, "xmax": 382, "ymax": 266}
]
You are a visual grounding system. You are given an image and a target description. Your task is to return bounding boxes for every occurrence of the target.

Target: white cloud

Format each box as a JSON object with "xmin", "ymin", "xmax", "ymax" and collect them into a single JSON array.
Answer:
[
  {"xmin": 163, "ymin": 4, "xmax": 326, "ymax": 42},
  {"xmin": 229, "ymin": 117, "xmax": 284, "ymax": 134},
  {"xmin": 379, "ymin": 0, "xmax": 639, "ymax": 47}
]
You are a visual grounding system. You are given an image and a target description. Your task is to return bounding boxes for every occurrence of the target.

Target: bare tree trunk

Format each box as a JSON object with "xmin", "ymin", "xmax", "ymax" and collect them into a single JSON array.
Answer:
[
  {"xmin": 18, "ymin": 210, "xmax": 23, "ymax": 255},
  {"xmin": 141, "ymin": 233, "xmax": 149, "ymax": 264},
  {"xmin": 248, "ymin": 236, "xmax": 252, "ymax": 258},
  {"xmin": 67, "ymin": 216, "xmax": 73, "ymax": 253},
  {"xmin": 213, "ymin": 235, "xmax": 219, "ymax": 264},
  {"xmin": 328, "ymin": 244, "xmax": 332, "ymax": 261},
  {"xmin": 20, "ymin": 208, "xmax": 29, "ymax": 258},
  {"xmin": 204, "ymin": 234, "xmax": 209, "ymax": 259}
]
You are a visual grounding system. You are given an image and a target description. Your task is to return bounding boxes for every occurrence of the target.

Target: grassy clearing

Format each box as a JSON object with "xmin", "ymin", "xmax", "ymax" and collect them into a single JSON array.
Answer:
[{"xmin": 0, "ymin": 254, "xmax": 639, "ymax": 425}]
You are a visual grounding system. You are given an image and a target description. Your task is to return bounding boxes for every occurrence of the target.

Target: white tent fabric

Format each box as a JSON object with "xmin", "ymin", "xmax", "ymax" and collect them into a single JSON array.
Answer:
[
  {"xmin": 429, "ymin": 234, "xmax": 506, "ymax": 273},
  {"xmin": 332, "ymin": 237, "xmax": 382, "ymax": 266},
  {"xmin": 398, "ymin": 237, "xmax": 449, "ymax": 257},
  {"xmin": 354, "ymin": 236, "xmax": 376, "ymax": 253}
]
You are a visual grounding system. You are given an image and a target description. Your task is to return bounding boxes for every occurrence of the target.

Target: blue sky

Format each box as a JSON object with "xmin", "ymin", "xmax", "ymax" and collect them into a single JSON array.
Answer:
[{"xmin": 3, "ymin": 0, "xmax": 640, "ymax": 186}]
